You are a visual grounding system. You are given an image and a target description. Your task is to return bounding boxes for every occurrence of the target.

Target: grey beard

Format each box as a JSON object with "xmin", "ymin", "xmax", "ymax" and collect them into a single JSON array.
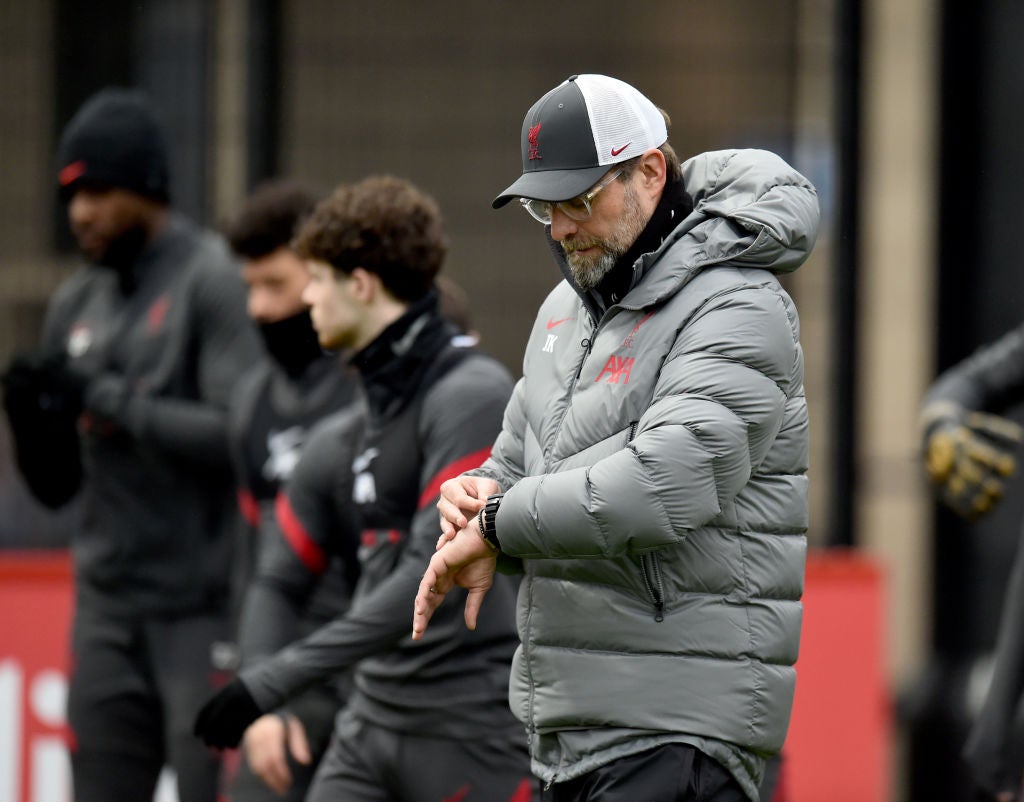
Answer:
[{"xmin": 568, "ymin": 251, "xmax": 617, "ymax": 290}]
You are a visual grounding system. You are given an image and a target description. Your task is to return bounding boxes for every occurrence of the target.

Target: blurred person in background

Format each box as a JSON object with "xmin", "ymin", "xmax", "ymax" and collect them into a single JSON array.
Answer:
[
  {"xmin": 225, "ymin": 265, "xmax": 498, "ymax": 799},
  {"xmin": 436, "ymin": 274, "xmax": 481, "ymax": 348},
  {"xmin": 0, "ymin": 87, "xmax": 260, "ymax": 801},
  {"xmin": 195, "ymin": 175, "xmax": 536, "ymax": 802},
  {"xmin": 921, "ymin": 325, "xmax": 1024, "ymax": 802},
  {"xmin": 415, "ymin": 73, "xmax": 818, "ymax": 802},
  {"xmin": 222, "ymin": 178, "xmax": 364, "ymax": 800}
]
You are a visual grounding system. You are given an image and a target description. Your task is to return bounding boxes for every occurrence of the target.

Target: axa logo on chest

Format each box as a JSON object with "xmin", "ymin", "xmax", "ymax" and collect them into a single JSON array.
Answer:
[{"xmin": 596, "ymin": 355, "xmax": 635, "ymax": 384}]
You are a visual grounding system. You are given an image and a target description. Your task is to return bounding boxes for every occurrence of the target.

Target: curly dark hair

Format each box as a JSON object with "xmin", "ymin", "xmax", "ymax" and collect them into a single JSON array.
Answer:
[
  {"xmin": 224, "ymin": 178, "xmax": 322, "ymax": 259},
  {"xmin": 292, "ymin": 175, "xmax": 448, "ymax": 303}
]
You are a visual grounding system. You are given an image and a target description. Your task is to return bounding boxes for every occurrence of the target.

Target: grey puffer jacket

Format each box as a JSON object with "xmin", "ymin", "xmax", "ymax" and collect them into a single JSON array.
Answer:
[{"xmin": 473, "ymin": 149, "xmax": 818, "ymax": 793}]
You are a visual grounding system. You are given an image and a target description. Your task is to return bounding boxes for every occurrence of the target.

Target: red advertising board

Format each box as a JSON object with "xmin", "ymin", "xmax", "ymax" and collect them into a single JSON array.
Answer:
[
  {"xmin": 786, "ymin": 549, "xmax": 892, "ymax": 801},
  {"xmin": 0, "ymin": 552, "xmax": 73, "ymax": 802}
]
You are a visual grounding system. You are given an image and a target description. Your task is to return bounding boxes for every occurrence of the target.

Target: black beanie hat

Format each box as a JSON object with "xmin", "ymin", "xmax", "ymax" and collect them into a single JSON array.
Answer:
[{"xmin": 56, "ymin": 88, "xmax": 170, "ymax": 203}]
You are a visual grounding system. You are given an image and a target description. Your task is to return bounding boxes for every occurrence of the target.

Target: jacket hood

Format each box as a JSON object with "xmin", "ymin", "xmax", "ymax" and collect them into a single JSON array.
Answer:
[
  {"xmin": 548, "ymin": 149, "xmax": 820, "ymax": 314},
  {"xmin": 633, "ymin": 149, "xmax": 819, "ymax": 309},
  {"xmin": 678, "ymin": 148, "xmax": 819, "ymax": 273}
]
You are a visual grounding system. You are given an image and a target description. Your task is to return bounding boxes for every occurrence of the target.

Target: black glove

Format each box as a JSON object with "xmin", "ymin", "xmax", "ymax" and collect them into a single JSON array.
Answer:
[
  {"xmin": 82, "ymin": 372, "xmax": 139, "ymax": 429},
  {"xmin": 2, "ymin": 350, "xmax": 84, "ymax": 420},
  {"xmin": 193, "ymin": 677, "xmax": 264, "ymax": 749},
  {"xmin": 1, "ymin": 350, "xmax": 84, "ymax": 508},
  {"xmin": 923, "ymin": 406, "xmax": 1023, "ymax": 520}
]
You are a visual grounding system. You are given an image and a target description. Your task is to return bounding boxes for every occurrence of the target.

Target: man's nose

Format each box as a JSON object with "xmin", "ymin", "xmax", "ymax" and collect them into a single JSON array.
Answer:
[
  {"xmin": 548, "ymin": 206, "xmax": 579, "ymax": 242},
  {"xmin": 247, "ymin": 289, "xmax": 272, "ymax": 322},
  {"xmin": 67, "ymin": 192, "xmax": 95, "ymax": 227}
]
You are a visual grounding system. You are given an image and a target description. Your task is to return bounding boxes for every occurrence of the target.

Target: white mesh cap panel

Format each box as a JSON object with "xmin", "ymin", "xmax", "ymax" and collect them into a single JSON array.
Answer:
[{"xmin": 574, "ymin": 74, "xmax": 668, "ymax": 167}]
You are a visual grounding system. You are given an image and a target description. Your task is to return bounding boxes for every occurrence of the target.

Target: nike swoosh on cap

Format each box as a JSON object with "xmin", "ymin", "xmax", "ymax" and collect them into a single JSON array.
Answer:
[
  {"xmin": 610, "ymin": 143, "xmax": 631, "ymax": 157},
  {"xmin": 547, "ymin": 317, "xmax": 573, "ymax": 330}
]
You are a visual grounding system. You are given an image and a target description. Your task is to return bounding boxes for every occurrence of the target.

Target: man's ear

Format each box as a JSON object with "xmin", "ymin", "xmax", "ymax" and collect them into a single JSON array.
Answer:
[
  {"xmin": 638, "ymin": 149, "xmax": 667, "ymax": 199},
  {"xmin": 347, "ymin": 266, "xmax": 379, "ymax": 302}
]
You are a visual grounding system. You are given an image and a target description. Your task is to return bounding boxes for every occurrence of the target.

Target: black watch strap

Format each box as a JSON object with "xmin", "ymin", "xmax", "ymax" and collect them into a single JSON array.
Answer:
[{"xmin": 478, "ymin": 492, "xmax": 503, "ymax": 552}]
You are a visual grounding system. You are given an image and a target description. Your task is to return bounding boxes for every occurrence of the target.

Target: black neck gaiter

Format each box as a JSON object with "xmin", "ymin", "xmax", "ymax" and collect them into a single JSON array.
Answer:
[{"xmin": 258, "ymin": 309, "xmax": 324, "ymax": 380}]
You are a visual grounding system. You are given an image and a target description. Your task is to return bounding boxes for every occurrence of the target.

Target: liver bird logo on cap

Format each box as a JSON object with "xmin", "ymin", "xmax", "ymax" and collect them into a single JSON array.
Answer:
[{"xmin": 528, "ymin": 123, "xmax": 542, "ymax": 161}]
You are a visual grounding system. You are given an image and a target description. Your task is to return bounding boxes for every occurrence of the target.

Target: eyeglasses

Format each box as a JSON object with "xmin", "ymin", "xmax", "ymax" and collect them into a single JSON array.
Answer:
[{"xmin": 519, "ymin": 168, "xmax": 623, "ymax": 225}]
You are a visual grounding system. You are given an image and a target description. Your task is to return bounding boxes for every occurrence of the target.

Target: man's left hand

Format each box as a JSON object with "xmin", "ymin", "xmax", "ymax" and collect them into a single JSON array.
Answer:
[
  {"xmin": 413, "ymin": 518, "xmax": 497, "ymax": 640},
  {"xmin": 193, "ymin": 677, "xmax": 263, "ymax": 749},
  {"xmin": 436, "ymin": 475, "xmax": 499, "ymax": 542}
]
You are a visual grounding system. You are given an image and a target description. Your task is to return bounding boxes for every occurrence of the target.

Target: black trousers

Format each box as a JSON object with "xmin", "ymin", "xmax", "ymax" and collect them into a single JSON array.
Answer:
[
  {"xmin": 541, "ymin": 744, "xmax": 748, "ymax": 802},
  {"xmin": 67, "ymin": 603, "xmax": 229, "ymax": 802},
  {"xmin": 308, "ymin": 707, "xmax": 537, "ymax": 802}
]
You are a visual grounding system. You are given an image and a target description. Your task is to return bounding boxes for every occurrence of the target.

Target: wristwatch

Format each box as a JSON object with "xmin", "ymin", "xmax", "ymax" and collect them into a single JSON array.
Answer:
[{"xmin": 477, "ymin": 493, "xmax": 503, "ymax": 552}]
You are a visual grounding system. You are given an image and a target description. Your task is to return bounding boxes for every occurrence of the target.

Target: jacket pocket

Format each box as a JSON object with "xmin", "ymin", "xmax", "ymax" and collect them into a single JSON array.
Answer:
[{"xmin": 640, "ymin": 551, "xmax": 665, "ymax": 622}]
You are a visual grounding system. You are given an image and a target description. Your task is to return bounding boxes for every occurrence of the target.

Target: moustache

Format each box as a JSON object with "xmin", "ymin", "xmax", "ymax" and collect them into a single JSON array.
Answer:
[{"xmin": 561, "ymin": 238, "xmax": 603, "ymax": 255}]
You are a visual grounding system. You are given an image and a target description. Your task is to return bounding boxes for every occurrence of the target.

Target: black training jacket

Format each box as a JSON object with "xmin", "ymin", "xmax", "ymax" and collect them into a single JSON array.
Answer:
[
  {"xmin": 228, "ymin": 354, "xmax": 363, "ymax": 658},
  {"xmin": 923, "ymin": 322, "xmax": 1024, "ymax": 795},
  {"xmin": 241, "ymin": 295, "xmax": 524, "ymax": 739},
  {"xmin": 40, "ymin": 214, "xmax": 261, "ymax": 614}
]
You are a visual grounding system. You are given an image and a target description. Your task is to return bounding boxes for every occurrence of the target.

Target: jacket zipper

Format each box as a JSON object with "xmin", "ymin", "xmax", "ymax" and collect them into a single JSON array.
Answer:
[
  {"xmin": 640, "ymin": 552, "xmax": 665, "ymax": 622},
  {"xmin": 573, "ymin": 333, "xmax": 594, "ymax": 381},
  {"xmin": 552, "ymin": 324, "xmax": 595, "ymax": 440}
]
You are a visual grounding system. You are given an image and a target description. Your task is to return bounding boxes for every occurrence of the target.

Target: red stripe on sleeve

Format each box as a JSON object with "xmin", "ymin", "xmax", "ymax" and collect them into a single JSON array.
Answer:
[
  {"xmin": 508, "ymin": 779, "xmax": 535, "ymax": 802},
  {"xmin": 417, "ymin": 446, "xmax": 492, "ymax": 510},
  {"xmin": 237, "ymin": 488, "xmax": 261, "ymax": 528},
  {"xmin": 275, "ymin": 492, "xmax": 327, "ymax": 574}
]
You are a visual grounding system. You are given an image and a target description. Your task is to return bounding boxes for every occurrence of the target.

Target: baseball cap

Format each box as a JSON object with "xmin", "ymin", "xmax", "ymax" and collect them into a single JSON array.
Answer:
[
  {"xmin": 56, "ymin": 88, "xmax": 170, "ymax": 202},
  {"xmin": 492, "ymin": 74, "xmax": 668, "ymax": 209}
]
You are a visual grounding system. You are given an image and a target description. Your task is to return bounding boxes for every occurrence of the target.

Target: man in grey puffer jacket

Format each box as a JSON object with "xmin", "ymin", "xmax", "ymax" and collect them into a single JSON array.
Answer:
[{"xmin": 414, "ymin": 74, "xmax": 818, "ymax": 801}]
